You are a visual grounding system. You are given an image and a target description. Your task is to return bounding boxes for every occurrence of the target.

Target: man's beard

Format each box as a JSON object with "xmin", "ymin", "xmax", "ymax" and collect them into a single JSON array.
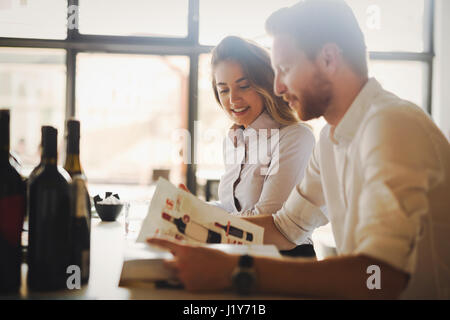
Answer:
[{"xmin": 298, "ymin": 71, "xmax": 333, "ymax": 121}]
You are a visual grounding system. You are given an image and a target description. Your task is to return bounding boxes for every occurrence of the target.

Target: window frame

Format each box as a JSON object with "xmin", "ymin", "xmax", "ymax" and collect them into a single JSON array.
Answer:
[{"xmin": 0, "ymin": 0, "xmax": 435, "ymax": 194}]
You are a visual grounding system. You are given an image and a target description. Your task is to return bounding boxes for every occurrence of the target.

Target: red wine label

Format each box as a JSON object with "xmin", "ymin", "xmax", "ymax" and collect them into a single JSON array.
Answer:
[{"xmin": 0, "ymin": 195, "xmax": 25, "ymax": 247}]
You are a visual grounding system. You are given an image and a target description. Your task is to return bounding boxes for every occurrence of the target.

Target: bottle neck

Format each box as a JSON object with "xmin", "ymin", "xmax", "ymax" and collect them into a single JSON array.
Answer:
[
  {"xmin": 64, "ymin": 134, "xmax": 83, "ymax": 176},
  {"xmin": 0, "ymin": 148, "xmax": 9, "ymax": 164},
  {"xmin": 67, "ymin": 134, "xmax": 80, "ymax": 155},
  {"xmin": 0, "ymin": 117, "xmax": 10, "ymax": 165},
  {"xmin": 64, "ymin": 153, "xmax": 83, "ymax": 175},
  {"xmin": 41, "ymin": 152, "xmax": 57, "ymax": 167},
  {"xmin": 41, "ymin": 129, "xmax": 58, "ymax": 168}
]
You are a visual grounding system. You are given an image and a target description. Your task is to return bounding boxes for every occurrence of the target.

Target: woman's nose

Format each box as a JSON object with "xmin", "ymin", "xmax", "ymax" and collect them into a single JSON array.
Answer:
[{"xmin": 229, "ymin": 89, "xmax": 242, "ymax": 104}]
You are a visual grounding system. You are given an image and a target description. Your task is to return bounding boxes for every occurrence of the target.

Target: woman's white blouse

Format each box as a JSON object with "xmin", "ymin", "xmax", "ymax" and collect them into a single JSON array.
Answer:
[{"xmin": 215, "ymin": 111, "xmax": 315, "ymax": 219}]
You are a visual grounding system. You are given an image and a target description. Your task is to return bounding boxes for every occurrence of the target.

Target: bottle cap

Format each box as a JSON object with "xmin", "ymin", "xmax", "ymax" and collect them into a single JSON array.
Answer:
[
  {"xmin": 42, "ymin": 126, "xmax": 58, "ymax": 158},
  {"xmin": 0, "ymin": 109, "xmax": 10, "ymax": 149},
  {"xmin": 66, "ymin": 119, "xmax": 80, "ymax": 138}
]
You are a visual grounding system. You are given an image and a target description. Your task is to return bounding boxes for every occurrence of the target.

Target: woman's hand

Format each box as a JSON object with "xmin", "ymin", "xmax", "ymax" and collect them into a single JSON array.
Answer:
[{"xmin": 147, "ymin": 237, "xmax": 238, "ymax": 292}]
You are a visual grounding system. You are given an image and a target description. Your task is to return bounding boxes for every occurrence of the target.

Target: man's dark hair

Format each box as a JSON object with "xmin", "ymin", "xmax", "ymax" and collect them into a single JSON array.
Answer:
[{"xmin": 266, "ymin": 0, "xmax": 368, "ymax": 77}]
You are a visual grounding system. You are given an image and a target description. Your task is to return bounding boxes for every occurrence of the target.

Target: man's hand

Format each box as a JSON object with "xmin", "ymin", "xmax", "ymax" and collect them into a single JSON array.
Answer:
[{"xmin": 147, "ymin": 237, "xmax": 239, "ymax": 292}]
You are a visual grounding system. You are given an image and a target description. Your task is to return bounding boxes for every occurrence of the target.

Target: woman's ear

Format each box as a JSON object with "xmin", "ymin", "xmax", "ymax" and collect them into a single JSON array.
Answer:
[{"xmin": 316, "ymin": 43, "xmax": 342, "ymax": 76}]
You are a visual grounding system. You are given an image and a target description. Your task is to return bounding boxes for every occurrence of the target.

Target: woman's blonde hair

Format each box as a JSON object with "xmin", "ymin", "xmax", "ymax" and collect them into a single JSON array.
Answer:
[{"xmin": 210, "ymin": 36, "xmax": 299, "ymax": 126}]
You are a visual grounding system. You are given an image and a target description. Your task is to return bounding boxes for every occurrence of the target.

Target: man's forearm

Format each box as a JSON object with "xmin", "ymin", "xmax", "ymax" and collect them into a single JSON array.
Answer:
[
  {"xmin": 244, "ymin": 215, "xmax": 297, "ymax": 250},
  {"xmin": 253, "ymin": 254, "xmax": 409, "ymax": 299}
]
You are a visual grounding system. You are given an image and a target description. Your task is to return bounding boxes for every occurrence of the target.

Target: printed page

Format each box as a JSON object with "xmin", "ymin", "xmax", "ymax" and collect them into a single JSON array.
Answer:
[
  {"xmin": 136, "ymin": 178, "xmax": 264, "ymax": 245},
  {"xmin": 119, "ymin": 242, "xmax": 176, "ymax": 285},
  {"xmin": 119, "ymin": 242, "xmax": 280, "ymax": 285}
]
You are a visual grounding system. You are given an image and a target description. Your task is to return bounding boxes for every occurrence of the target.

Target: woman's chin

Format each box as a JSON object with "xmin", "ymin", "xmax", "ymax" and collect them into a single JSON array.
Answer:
[{"xmin": 233, "ymin": 119, "xmax": 250, "ymax": 128}]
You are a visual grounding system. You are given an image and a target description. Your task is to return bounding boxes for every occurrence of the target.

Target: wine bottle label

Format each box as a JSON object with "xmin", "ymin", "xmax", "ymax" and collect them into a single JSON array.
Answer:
[
  {"xmin": 0, "ymin": 195, "xmax": 25, "ymax": 247},
  {"xmin": 73, "ymin": 178, "xmax": 88, "ymax": 218}
]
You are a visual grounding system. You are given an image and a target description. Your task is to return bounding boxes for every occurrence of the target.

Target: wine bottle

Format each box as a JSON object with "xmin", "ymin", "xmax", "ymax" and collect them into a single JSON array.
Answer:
[
  {"xmin": 161, "ymin": 212, "xmax": 221, "ymax": 243},
  {"xmin": 70, "ymin": 176, "xmax": 90, "ymax": 285},
  {"xmin": 63, "ymin": 119, "xmax": 91, "ymax": 219},
  {"xmin": 0, "ymin": 109, "xmax": 26, "ymax": 294},
  {"xmin": 214, "ymin": 222, "xmax": 253, "ymax": 242},
  {"xmin": 64, "ymin": 119, "xmax": 91, "ymax": 285},
  {"xmin": 27, "ymin": 126, "xmax": 72, "ymax": 291},
  {"xmin": 22, "ymin": 128, "xmax": 45, "ymax": 266}
]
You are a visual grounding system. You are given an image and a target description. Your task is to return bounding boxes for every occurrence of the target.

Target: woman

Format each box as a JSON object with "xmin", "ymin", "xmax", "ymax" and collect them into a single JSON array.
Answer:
[{"xmin": 186, "ymin": 36, "xmax": 316, "ymax": 256}]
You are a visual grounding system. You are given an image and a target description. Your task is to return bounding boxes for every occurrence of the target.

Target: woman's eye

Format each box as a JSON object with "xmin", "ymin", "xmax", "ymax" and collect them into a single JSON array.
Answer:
[
  {"xmin": 219, "ymin": 88, "xmax": 229, "ymax": 94},
  {"xmin": 240, "ymin": 85, "xmax": 250, "ymax": 90}
]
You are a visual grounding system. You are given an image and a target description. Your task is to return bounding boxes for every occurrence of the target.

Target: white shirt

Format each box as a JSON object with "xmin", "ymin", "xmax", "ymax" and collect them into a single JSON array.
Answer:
[
  {"xmin": 216, "ymin": 111, "xmax": 315, "ymax": 223},
  {"xmin": 273, "ymin": 78, "xmax": 450, "ymax": 299}
]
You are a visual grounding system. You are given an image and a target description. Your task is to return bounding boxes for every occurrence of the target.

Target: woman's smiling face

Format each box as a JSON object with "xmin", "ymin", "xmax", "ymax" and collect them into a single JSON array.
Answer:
[{"xmin": 214, "ymin": 60, "xmax": 264, "ymax": 128}]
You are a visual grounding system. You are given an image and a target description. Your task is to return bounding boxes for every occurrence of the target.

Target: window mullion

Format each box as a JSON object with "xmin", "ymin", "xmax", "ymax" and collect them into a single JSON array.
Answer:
[{"xmin": 188, "ymin": 0, "xmax": 200, "ymax": 45}]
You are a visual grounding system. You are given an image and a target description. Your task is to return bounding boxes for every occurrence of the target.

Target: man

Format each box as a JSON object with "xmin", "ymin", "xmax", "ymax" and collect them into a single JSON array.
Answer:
[{"xmin": 148, "ymin": 0, "xmax": 450, "ymax": 299}]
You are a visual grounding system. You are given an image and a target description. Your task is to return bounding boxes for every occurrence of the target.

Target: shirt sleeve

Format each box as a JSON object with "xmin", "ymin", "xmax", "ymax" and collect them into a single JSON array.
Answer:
[
  {"xmin": 272, "ymin": 133, "xmax": 329, "ymax": 245},
  {"xmin": 239, "ymin": 124, "xmax": 316, "ymax": 217},
  {"xmin": 354, "ymin": 107, "xmax": 442, "ymax": 274}
]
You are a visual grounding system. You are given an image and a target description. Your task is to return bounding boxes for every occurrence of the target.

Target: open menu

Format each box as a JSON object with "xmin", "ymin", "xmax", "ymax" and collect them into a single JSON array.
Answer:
[
  {"xmin": 136, "ymin": 178, "xmax": 264, "ymax": 245},
  {"xmin": 119, "ymin": 242, "xmax": 281, "ymax": 287},
  {"xmin": 119, "ymin": 178, "xmax": 271, "ymax": 287}
]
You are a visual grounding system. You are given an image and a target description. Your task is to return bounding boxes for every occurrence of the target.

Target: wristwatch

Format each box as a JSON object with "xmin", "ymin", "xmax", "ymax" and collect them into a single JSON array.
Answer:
[{"xmin": 231, "ymin": 254, "xmax": 256, "ymax": 295}]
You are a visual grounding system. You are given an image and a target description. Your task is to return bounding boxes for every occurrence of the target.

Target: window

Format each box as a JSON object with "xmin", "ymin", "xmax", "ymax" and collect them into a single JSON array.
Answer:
[
  {"xmin": 78, "ymin": 0, "xmax": 189, "ymax": 38},
  {"xmin": 199, "ymin": 0, "xmax": 299, "ymax": 46},
  {"xmin": 76, "ymin": 53, "xmax": 189, "ymax": 186},
  {"xmin": 347, "ymin": 0, "xmax": 431, "ymax": 112},
  {"xmin": 0, "ymin": 47, "xmax": 66, "ymax": 173},
  {"xmin": 0, "ymin": 0, "xmax": 435, "ymax": 194},
  {"xmin": 196, "ymin": 54, "xmax": 230, "ymax": 182},
  {"xmin": 0, "ymin": 0, "xmax": 67, "ymax": 39},
  {"xmin": 346, "ymin": 0, "xmax": 426, "ymax": 52},
  {"xmin": 369, "ymin": 60, "xmax": 427, "ymax": 108}
]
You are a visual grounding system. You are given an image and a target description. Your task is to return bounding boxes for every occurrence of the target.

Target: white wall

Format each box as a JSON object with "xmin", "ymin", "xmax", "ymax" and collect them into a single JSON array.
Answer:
[{"xmin": 432, "ymin": 0, "xmax": 450, "ymax": 141}]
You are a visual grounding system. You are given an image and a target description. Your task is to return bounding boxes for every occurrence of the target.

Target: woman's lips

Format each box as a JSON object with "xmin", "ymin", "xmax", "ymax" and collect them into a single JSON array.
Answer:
[{"xmin": 231, "ymin": 106, "xmax": 250, "ymax": 116}]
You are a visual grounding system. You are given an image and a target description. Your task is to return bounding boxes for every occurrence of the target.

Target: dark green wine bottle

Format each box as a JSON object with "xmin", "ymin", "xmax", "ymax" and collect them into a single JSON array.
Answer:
[
  {"xmin": 65, "ymin": 119, "xmax": 91, "ymax": 285},
  {"xmin": 0, "ymin": 109, "xmax": 26, "ymax": 294},
  {"xmin": 27, "ymin": 126, "xmax": 72, "ymax": 291}
]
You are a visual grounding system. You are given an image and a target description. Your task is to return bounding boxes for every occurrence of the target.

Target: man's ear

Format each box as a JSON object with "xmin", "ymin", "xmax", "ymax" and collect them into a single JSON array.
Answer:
[{"xmin": 316, "ymin": 43, "xmax": 342, "ymax": 76}]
